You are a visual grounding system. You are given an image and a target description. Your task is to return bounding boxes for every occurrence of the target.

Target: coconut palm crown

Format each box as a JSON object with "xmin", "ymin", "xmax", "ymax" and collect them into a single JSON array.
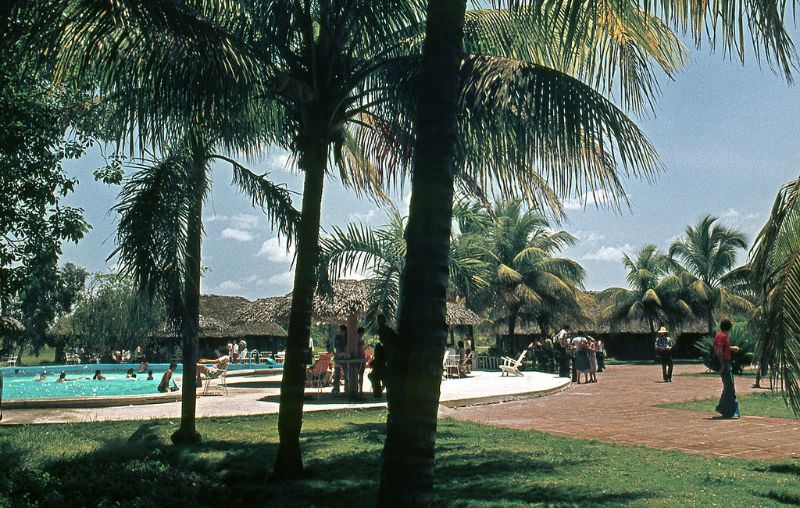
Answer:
[{"xmin": 668, "ymin": 215, "xmax": 751, "ymax": 333}]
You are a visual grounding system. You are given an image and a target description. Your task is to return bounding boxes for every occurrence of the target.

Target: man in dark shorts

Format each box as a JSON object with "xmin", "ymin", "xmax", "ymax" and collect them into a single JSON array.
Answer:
[
  {"xmin": 714, "ymin": 319, "xmax": 740, "ymax": 419},
  {"xmin": 158, "ymin": 361, "xmax": 179, "ymax": 393},
  {"xmin": 654, "ymin": 326, "xmax": 674, "ymax": 382}
]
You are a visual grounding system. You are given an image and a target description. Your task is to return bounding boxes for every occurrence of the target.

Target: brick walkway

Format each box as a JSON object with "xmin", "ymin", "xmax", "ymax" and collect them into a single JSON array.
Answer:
[{"xmin": 446, "ymin": 363, "xmax": 800, "ymax": 460}]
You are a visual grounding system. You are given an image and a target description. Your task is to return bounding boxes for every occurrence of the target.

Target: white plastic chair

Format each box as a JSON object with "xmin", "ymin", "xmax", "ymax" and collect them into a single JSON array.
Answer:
[
  {"xmin": 3, "ymin": 355, "xmax": 18, "ymax": 367},
  {"xmin": 202, "ymin": 362, "xmax": 229, "ymax": 396}
]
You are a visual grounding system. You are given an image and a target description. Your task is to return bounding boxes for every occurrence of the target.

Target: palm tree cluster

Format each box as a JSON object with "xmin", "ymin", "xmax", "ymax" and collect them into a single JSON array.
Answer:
[
  {"xmin": 602, "ymin": 216, "xmax": 752, "ymax": 336},
  {"xmin": 9, "ymin": 0, "xmax": 797, "ymax": 502},
  {"xmin": 322, "ymin": 198, "xmax": 586, "ymax": 336}
]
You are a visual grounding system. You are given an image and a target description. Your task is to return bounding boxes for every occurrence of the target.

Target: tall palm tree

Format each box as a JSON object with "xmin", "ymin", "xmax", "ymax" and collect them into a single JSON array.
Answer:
[
  {"xmin": 601, "ymin": 244, "xmax": 691, "ymax": 334},
  {"xmin": 668, "ymin": 215, "xmax": 750, "ymax": 333},
  {"xmin": 469, "ymin": 200, "xmax": 585, "ymax": 337},
  {"xmin": 112, "ymin": 132, "xmax": 298, "ymax": 444},
  {"xmin": 380, "ymin": 0, "xmax": 794, "ymax": 502},
  {"xmin": 40, "ymin": 0, "xmax": 685, "ymax": 480},
  {"xmin": 751, "ymin": 179, "xmax": 800, "ymax": 412}
]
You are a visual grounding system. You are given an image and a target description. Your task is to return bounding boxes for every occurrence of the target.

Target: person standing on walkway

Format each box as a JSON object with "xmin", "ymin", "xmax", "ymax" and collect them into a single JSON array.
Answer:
[
  {"xmin": 715, "ymin": 319, "xmax": 741, "ymax": 419},
  {"xmin": 596, "ymin": 340, "xmax": 606, "ymax": 372},
  {"xmin": 654, "ymin": 326, "xmax": 674, "ymax": 383}
]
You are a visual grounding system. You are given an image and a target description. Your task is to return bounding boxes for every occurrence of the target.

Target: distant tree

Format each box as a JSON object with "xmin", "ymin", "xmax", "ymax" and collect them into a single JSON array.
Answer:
[
  {"xmin": 469, "ymin": 200, "xmax": 585, "ymax": 337},
  {"xmin": 602, "ymin": 244, "xmax": 693, "ymax": 335},
  {"xmin": 15, "ymin": 263, "xmax": 87, "ymax": 354},
  {"xmin": 668, "ymin": 215, "xmax": 752, "ymax": 334},
  {"xmin": 53, "ymin": 272, "xmax": 164, "ymax": 358}
]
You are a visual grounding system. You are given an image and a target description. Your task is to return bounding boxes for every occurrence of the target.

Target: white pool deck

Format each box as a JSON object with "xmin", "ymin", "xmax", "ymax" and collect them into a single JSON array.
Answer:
[{"xmin": 0, "ymin": 370, "xmax": 570, "ymax": 425}]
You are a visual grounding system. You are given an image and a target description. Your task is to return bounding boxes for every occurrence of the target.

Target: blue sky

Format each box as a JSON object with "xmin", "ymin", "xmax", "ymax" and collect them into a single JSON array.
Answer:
[{"xmin": 60, "ymin": 46, "xmax": 800, "ymax": 299}]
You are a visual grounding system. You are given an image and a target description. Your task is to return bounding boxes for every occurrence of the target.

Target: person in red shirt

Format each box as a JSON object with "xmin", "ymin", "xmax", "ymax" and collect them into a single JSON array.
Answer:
[{"xmin": 714, "ymin": 319, "xmax": 741, "ymax": 418}]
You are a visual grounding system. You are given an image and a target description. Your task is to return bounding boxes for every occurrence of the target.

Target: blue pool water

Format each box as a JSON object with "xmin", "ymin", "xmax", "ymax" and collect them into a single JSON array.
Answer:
[{"xmin": 0, "ymin": 361, "xmax": 281, "ymax": 400}]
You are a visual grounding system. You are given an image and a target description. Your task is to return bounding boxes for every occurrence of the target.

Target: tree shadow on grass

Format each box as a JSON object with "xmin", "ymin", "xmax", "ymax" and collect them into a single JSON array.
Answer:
[{"xmin": 2, "ymin": 418, "xmax": 653, "ymax": 508}]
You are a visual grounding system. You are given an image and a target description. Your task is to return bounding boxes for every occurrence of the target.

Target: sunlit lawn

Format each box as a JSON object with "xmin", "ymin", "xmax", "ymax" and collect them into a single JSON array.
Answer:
[
  {"xmin": 3, "ymin": 409, "xmax": 800, "ymax": 507},
  {"xmin": 662, "ymin": 391, "xmax": 798, "ymax": 420},
  {"xmin": 16, "ymin": 346, "xmax": 56, "ymax": 366}
]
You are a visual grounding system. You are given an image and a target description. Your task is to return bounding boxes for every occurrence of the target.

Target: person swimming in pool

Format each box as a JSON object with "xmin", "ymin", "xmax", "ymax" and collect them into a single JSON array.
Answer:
[
  {"xmin": 125, "ymin": 368, "xmax": 137, "ymax": 379},
  {"xmin": 158, "ymin": 362, "xmax": 179, "ymax": 393},
  {"xmin": 93, "ymin": 369, "xmax": 106, "ymax": 380},
  {"xmin": 56, "ymin": 371, "xmax": 81, "ymax": 382},
  {"xmin": 35, "ymin": 371, "xmax": 47, "ymax": 381},
  {"xmin": 146, "ymin": 370, "xmax": 154, "ymax": 380}
]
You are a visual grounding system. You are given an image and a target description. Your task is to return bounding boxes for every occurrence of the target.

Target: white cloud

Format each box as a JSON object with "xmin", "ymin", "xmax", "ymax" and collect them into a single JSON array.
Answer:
[
  {"xmin": 720, "ymin": 208, "xmax": 740, "ymax": 219},
  {"xmin": 229, "ymin": 214, "xmax": 260, "ymax": 230},
  {"xmin": 743, "ymin": 213, "xmax": 759, "ymax": 221},
  {"xmin": 221, "ymin": 228, "xmax": 256, "ymax": 242},
  {"xmin": 217, "ymin": 280, "xmax": 242, "ymax": 291},
  {"xmin": 348, "ymin": 209, "xmax": 379, "ymax": 223},
  {"xmin": 574, "ymin": 230, "xmax": 606, "ymax": 243},
  {"xmin": 268, "ymin": 270, "xmax": 295, "ymax": 286},
  {"xmin": 205, "ymin": 214, "xmax": 228, "ymax": 223},
  {"xmin": 257, "ymin": 237, "xmax": 295, "ymax": 263},
  {"xmin": 582, "ymin": 244, "xmax": 633, "ymax": 262}
]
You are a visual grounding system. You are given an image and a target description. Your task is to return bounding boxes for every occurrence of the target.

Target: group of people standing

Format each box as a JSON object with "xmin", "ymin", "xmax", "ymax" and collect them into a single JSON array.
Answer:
[{"xmin": 542, "ymin": 326, "xmax": 606, "ymax": 384}]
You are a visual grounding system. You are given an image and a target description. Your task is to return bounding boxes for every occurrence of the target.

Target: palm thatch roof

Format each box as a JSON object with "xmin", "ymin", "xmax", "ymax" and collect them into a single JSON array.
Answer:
[
  {"xmin": 155, "ymin": 295, "xmax": 287, "ymax": 338},
  {"xmin": 234, "ymin": 279, "xmax": 482, "ymax": 327},
  {"xmin": 200, "ymin": 294, "xmax": 252, "ymax": 324},
  {"xmin": 0, "ymin": 316, "xmax": 24, "ymax": 334},
  {"xmin": 445, "ymin": 303, "xmax": 482, "ymax": 326}
]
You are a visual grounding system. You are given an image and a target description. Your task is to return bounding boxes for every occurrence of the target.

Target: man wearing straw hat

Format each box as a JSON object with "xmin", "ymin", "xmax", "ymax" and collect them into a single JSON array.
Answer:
[{"xmin": 654, "ymin": 326, "xmax": 674, "ymax": 383}]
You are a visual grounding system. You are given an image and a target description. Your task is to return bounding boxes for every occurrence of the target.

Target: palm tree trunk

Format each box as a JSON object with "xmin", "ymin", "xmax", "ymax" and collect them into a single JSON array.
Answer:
[
  {"xmin": 272, "ymin": 133, "xmax": 327, "ymax": 480},
  {"xmin": 378, "ymin": 0, "xmax": 467, "ymax": 505},
  {"xmin": 508, "ymin": 308, "xmax": 518, "ymax": 337},
  {"xmin": 170, "ymin": 150, "xmax": 206, "ymax": 445},
  {"xmin": 707, "ymin": 308, "xmax": 715, "ymax": 336}
]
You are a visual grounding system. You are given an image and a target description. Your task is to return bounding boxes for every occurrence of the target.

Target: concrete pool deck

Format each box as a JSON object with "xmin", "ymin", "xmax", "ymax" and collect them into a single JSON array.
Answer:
[{"xmin": 0, "ymin": 370, "xmax": 569, "ymax": 425}]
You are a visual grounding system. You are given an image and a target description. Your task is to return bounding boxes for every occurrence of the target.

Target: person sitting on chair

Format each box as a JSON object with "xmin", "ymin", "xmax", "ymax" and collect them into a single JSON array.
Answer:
[{"xmin": 196, "ymin": 352, "xmax": 231, "ymax": 386}]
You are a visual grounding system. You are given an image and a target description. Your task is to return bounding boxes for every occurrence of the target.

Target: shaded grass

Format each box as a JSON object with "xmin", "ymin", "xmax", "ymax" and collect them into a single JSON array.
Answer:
[
  {"xmin": 660, "ymin": 391, "xmax": 798, "ymax": 420},
  {"xmin": 1, "ymin": 409, "xmax": 799, "ymax": 506},
  {"xmin": 17, "ymin": 346, "xmax": 57, "ymax": 366}
]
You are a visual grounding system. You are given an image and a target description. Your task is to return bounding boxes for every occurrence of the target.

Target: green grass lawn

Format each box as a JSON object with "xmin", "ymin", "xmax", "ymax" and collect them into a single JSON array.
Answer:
[
  {"xmin": 17, "ymin": 346, "xmax": 57, "ymax": 366},
  {"xmin": 2, "ymin": 410, "xmax": 800, "ymax": 507},
  {"xmin": 661, "ymin": 391, "xmax": 798, "ymax": 420}
]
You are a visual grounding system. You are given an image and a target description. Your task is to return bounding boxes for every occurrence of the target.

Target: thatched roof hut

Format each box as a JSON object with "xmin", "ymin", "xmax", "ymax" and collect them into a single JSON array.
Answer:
[
  {"xmin": 233, "ymin": 279, "xmax": 482, "ymax": 327},
  {"xmin": 157, "ymin": 295, "xmax": 287, "ymax": 340}
]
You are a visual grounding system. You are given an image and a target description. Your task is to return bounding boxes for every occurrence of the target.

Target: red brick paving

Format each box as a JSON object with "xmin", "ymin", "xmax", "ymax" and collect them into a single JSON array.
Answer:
[{"xmin": 447, "ymin": 363, "xmax": 800, "ymax": 460}]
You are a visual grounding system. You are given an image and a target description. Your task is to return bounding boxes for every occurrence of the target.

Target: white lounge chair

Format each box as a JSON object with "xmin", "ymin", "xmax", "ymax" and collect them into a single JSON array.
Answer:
[
  {"xmin": 3, "ymin": 355, "xmax": 18, "ymax": 367},
  {"xmin": 499, "ymin": 350, "xmax": 527, "ymax": 377},
  {"xmin": 65, "ymin": 352, "xmax": 81, "ymax": 365}
]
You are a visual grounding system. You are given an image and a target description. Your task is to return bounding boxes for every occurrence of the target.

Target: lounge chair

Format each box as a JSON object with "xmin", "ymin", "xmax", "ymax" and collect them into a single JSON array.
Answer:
[
  {"xmin": 3, "ymin": 355, "xmax": 17, "ymax": 367},
  {"xmin": 249, "ymin": 349, "xmax": 260, "ymax": 364},
  {"xmin": 201, "ymin": 361, "xmax": 229, "ymax": 396},
  {"xmin": 239, "ymin": 349, "xmax": 250, "ymax": 364},
  {"xmin": 306, "ymin": 353, "xmax": 333, "ymax": 395},
  {"xmin": 499, "ymin": 350, "xmax": 527, "ymax": 377},
  {"xmin": 65, "ymin": 352, "xmax": 81, "ymax": 365}
]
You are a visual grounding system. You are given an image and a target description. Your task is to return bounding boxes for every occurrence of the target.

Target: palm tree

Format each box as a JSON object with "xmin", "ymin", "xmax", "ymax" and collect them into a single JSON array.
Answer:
[
  {"xmin": 668, "ymin": 215, "xmax": 750, "ymax": 334},
  {"xmin": 468, "ymin": 200, "xmax": 585, "ymax": 337},
  {"xmin": 320, "ymin": 205, "xmax": 488, "ymax": 324},
  {"xmin": 751, "ymin": 179, "xmax": 800, "ymax": 412},
  {"xmin": 112, "ymin": 132, "xmax": 298, "ymax": 444},
  {"xmin": 602, "ymin": 244, "xmax": 689, "ymax": 334},
  {"xmin": 41, "ymin": 0, "xmax": 685, "ymax": 481},
  {"xmin": 379, "ymin": 0, "xmax": 794, "ymax": 502}
]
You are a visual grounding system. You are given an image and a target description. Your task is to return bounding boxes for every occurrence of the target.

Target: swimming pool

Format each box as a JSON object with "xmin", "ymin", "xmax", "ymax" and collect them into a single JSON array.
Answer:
[{"xmin": 1, "ymin": 361, "xmax": 282, "ymax": 401}]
